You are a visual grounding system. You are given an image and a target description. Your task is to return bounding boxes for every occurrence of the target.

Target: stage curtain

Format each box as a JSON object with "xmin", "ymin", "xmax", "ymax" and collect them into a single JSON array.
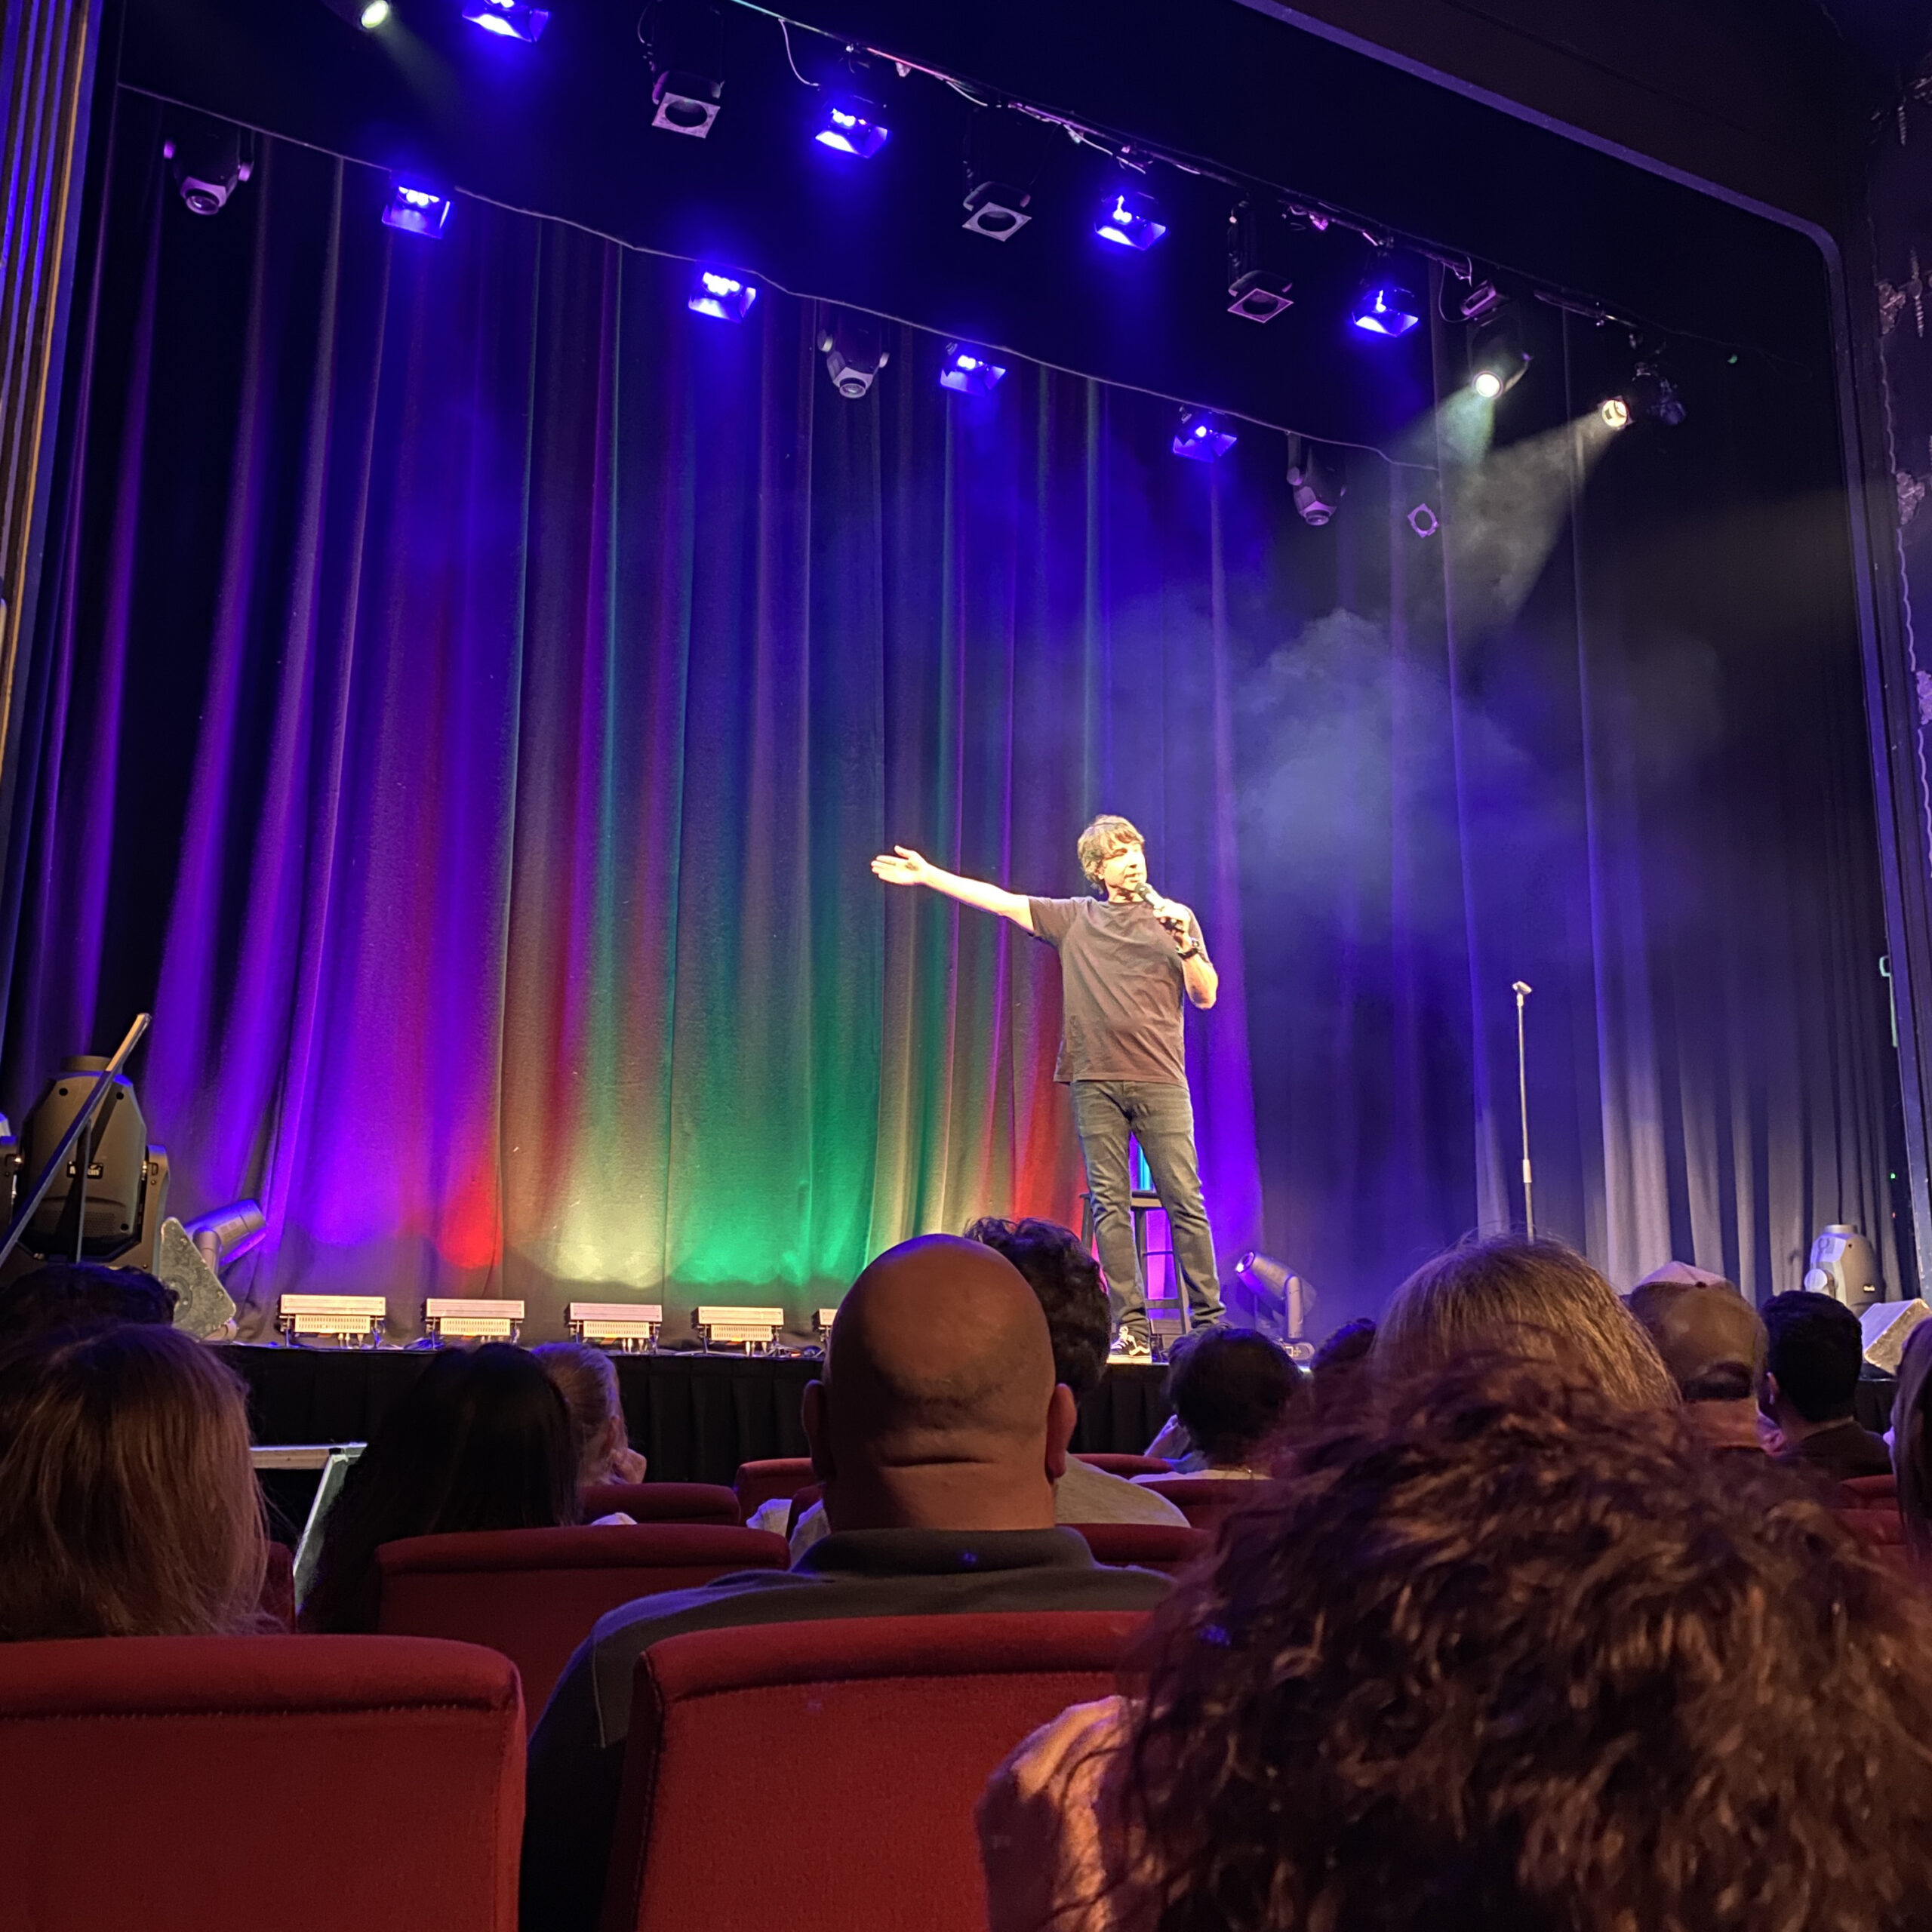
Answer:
[{"xmin": 2, "ymin": 98, "xmax": 1905, "ymax": 1333}]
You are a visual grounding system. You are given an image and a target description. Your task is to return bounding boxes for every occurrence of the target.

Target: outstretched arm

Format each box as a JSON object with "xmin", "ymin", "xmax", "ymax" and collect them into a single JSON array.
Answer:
[{"xmin": 871, "ymin": 846, "xmax": 1035, "ymax": 933}]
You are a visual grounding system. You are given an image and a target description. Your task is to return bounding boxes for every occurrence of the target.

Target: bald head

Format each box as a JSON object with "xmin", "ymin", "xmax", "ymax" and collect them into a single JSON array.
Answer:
[{"xmin": 804, "ymin": 1235, "xmax": 1075, "ymax": 1533}]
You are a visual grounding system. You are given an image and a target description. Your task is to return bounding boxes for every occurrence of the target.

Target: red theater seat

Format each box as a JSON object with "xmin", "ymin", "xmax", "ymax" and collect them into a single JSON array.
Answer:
[
  {"xmin": 1133, "ymin": 1474, "xmax": 1266, "ymax": 1535},
  {"xmin": 1072, "ymin": 1451, "xmax": 1173, "ymax": 1478},
  {"xmin": 734, "ymin": 1456, "xmax": 816, "ymax": 1520},
  {"xmin": 601, "ymin": 1611, "xmax": 1146, "ymax": 1932},
  {"xmin": 580, "ymin": 1480, "xmax": 740, "ymax": 1524},
  {"xmin": 377, "ymin": 1524, "xmax": 787, "ymax": 1720},
  {"xmin": 1841, "ymin": 1473, "xmax": 1899, "ymax": 1509},
  {"xmin": 1069, "ymin": 1521, "xmax": 1208, "ymax": 1577},
  {"xmin": 0, "ymin": 1634, "xmax": 521, "ymax": 1932}
]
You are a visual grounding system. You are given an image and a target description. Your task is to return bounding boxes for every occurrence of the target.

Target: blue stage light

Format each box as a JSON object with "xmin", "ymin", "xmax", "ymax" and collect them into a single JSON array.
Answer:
[
  {"xmin": 938, "ymin": 342, "xmax": 1007, "ymax": 395},
  {"xmin": 1350, "ymin": 260, "xmax": 1421, "ymax": 337},
  {"xmin": 382, "ymin": 182, "xmax": 453, "ymax": 239},
  {"xmin": 688, "ymin": 266, "xmax": 758, "ymax": 321},
  {"xmin": 1094, "ymin": 187, "xmax": 1167, "ymax": 251},
  {"xmin": 1173, "ymin": 409, "xmax": 1235, "ymax": 461},
  {"xmin": 814, "ymin": 96, "xmax": 888, "ymax": 158},
  {"xmin": 461, "ymin": 0, "xmax": 549, "ymax": 40}
]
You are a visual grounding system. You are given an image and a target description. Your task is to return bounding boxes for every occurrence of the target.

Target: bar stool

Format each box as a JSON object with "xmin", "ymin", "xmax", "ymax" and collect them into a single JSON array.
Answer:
[{"xmin": 1078, "ymin": 1186, "xmax": 1193, "ymax": 1348}]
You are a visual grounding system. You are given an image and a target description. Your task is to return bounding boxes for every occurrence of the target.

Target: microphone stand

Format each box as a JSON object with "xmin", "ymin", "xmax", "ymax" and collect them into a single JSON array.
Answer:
[{"xmin": 1512, "ymin": 981, "xmax": 1534, "ymax": 1238}]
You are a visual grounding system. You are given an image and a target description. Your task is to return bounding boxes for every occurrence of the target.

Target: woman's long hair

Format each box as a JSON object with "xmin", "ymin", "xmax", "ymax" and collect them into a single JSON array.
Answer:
[
  {"xmin": 1376, "ymin": 1232, "xmax": 1677, "ymax": 1410},
  {"xmin": 0, "ymin": 1324, "xmax": 267, "ymax": 1639},
  {"xmin": 303, "ymin": 1342, "xmax": 578, "ymax": 1632}
]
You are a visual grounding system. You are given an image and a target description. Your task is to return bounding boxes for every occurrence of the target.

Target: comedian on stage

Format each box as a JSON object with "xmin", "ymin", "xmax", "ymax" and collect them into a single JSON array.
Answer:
[{"xmin": 872, "ymin": 814, "xmax": 1223, "ymax": 1358}]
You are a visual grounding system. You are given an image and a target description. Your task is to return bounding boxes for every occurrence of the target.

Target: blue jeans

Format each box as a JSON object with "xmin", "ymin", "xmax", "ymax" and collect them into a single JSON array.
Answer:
[{"xmin": 1070, "ymin": 1079, "xmax": 1223, "ymax": 1339}]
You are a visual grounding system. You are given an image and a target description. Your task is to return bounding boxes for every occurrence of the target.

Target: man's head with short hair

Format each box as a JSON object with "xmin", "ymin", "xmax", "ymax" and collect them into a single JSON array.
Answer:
[
  {"xmin": 1762, "ymin": 1290, "xmax": 1865, "ymax": 1426},
  {"xmin": 1168, "ymin": 1327, "xmax": 1300, "ymax": 1468},
  {"xmin": 1076, "ymin": 814, "xmax": 1145, "ymax": 893},
  {"xmin": 0, "ymin": 1262, "xmax": 176, "ymax": 1345},
  {"xmin": 803, "ymin": 1235, "xmax": 1075, "ymax": 1534},
  {"xmin": 963, "ymin": 1217, "xmax": 1109, "ymax": 1401}
]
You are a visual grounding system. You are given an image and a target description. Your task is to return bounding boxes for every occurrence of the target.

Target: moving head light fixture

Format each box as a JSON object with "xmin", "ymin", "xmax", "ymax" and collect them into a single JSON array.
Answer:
[
  {"xmin": 1601, "ymin": 360, "xmax": 1686, "ymax": 429},
  {"xmin": 939, "ymin": 342, "xmax": 1007, "ymax": 394},
  {"xmin": 1350, "ymin": 250, "xmax": 1421, "ymax": 336},
  {"xmin": 820, "ymin": 308, "xmax": 888, "ymax": 398},
  {"xmin": 643, "ymin": 0, "xmax": 726, "ymax": 137},
  {"xmin": 961, "ymin": 110, "xmax": 1035, "ymax": 240},
  {"xmin": 313, "ymin": 0, "xmax": 391, "ymax": 29},
  {"xmin": 1174, "ymin": 408, "xmax": 1235, "ymax": 461},
  {"xmin": 162, "ymin": 114, "xmax": 254, "ymax": 217},
  {"xmin": 1226, "ymin": 202, "xmax": 1296, "ymax": 322},
  {"xmin": 1285, "ymin": 433, "xmax": 1346, "ymax": 525}
]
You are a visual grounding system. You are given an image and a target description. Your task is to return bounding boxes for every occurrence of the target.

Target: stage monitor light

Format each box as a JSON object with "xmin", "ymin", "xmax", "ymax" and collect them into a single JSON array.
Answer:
[
  {"xmin": 1603, "ymin": 362, "xmax": 1685, "ymax": 429},
  {"xmin": 1225, "ymin": 202, "xmax": 1295, "ymax": 322},
  {"xmin": 644, "ymin": 0, "xmax": 726, "ymax": 136},
  {"xmin": 1285, "ymin": 432, "xmax": 1346, "ymax": 526},
  {"xmin": 162, "ymin": 118, "xmax": 254, "ymax": 217},
  {"xmin": 697, "ymin": 1304, "xmax": 785, "ymax": 1352},
  {"xmin": 820, "ymin": 309, "xmax": 888, "ymax": 399},
  {"xmin": 463, "ymin": 0, "xmax": 549, "ymax": 38},
  {"xmin": 568, "ymin": 1301, "xmax": 665, "ymax": 1350},
  {"xmin": 1095, "ymin": 187, "xmax": 1167, "ymax": 251},
  {"xmin": 938, "ymin": 341, "xmax": 1007, "ymax": 395},
  {"xmin": 962, "ymin": 177, "xmax": 1032, "ymax": 238},
  {"xmin": 1350, "ymin": 257, "xmax": 1420, "ymax": 337},
  {"xmin": 426, "ymin": 1297, "xmax": 525, "ymax": 1341},
  {"xmin": 1233, "ymin": 1250, "xmax": 1316, "ymax": 1340},
  {"xmin": 1173, "ymin": 408, "xmax": 1235, "ymax": 461},
  {"xmin": 814, "ymin": 94, "xmax": 888, "ymax": 157},
  {"xmin": 1469, "ymin": 312, "xmax": 1529, "ymax": 398},
  {"xmin": 383, "ymin": 180, "xmax": 454, "ymax": 239},
  {"xmin": 688, "ymin": 266, "xmax": 758, "ymax": 321}
]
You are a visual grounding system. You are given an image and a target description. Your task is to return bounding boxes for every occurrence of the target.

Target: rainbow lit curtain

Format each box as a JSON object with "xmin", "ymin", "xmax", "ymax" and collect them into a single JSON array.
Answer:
[{"xmin": 5, "ymin": 125, "xmax": 1263, "ymax": 1334}]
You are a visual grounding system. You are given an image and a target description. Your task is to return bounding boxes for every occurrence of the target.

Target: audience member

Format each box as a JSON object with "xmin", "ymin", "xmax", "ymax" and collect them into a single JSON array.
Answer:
[
  {"xmin": 979, "ymin": 1354, "xmax": 1932, "ymax": 1932},
  {"xmin": 531, "ymin": 1341, "xmax": 648, "ymax": 1493},
  {"xmin": 1374, "ymin": 1233, "xmax": 1675, "ymax": 1408},
  {"xmin": 1306, "ymin": 1317, "xmax": 1375, "ymax": 1420},
  {"xmin": 0, "ymin": 1324, "xmax": 266, "ymax": 1639},
  {"xmin": 1625, "ymin": 1275, "xmax": 1768, "ymax": 1454},
  {"xmin": 0, "ymin": 1259, "xmax": 175, "ymax": 1343},
  {"xmin": 522, "ymin": 1235, "xmax": 1172, "ymax": 1932},
  {"xmin": 787, "ymin": 1219, "xmax": 1186, "ymax": 1555},
  {"xmin": 1894, "ymin": 1319, "xmax": 1932, "ymax": 1558},
  {"xmin": 1762, "ymin": 1290, "xmax": 1891, "ymax": 1481},
  {"xmin": 1134, "ymin": 1328, "xmax": 1299, "ymax": 1479},
  {"xmin": 302, "ymin": 1342, "xmax": 579, "ymax": 1634}
]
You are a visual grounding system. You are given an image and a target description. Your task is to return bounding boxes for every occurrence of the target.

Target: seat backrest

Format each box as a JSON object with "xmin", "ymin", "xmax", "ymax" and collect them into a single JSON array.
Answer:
[
  {"xmin": 1072, "ymin": 1451, "xmax": 1173, "ymax": 1478},
  {"xmin": 1068, "ymin": 1521, "xmax": 1207, "ymax": 1577},
  {"xmin": 1841, "ymin": 1472, "xmax": 1899, "ymax": 1509},
  {"xmin": 1839, "ymin": 1506, "xmax": 1909, "ymax": 1546},
  {"xmin": 377, "ymin": 1524, "xmax": 788, "ymax": 1718},
  {"xmin": 1134, "ymin": 1475, "xmax": 1264, "ymax": 1534},
  {"xmin": 581, "ymin": 1480, "xmax": 741, "ymax": 1524},
  {"xmin": 734, "ymin": 1456, "xmax": 816, "ymax": 1519},
  {"xmin": 603, "ymin": 1611, "xmax": 1146, "ymax": 1932},
  {"xmin": 0, "ymin": 1634, "xmax": 521, "ymax": 1932}
]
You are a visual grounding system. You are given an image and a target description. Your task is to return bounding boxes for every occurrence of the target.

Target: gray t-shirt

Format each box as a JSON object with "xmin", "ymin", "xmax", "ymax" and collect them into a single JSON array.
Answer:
[{"xmin": 1027, "ymin": 896, "xmax": 1204, "ymax": 1085}]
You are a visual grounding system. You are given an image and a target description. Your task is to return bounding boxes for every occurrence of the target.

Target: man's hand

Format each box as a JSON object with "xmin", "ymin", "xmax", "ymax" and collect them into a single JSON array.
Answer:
[
  {"xmin": 872, "ymin": 845, "xmax": 934, "ymax": 887},
  {"xmin": 1154, "ymin": 900, "xmax": 1195, "ymax": 948}
]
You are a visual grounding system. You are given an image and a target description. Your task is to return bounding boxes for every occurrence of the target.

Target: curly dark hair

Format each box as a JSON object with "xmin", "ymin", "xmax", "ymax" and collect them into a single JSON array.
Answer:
[
  {"xmin": 964, "ymin": 1217, "xmax": 1109, "ymax": 1401},
  {"xmin": 1165, "ymin": 1327, "xmax": 1300, "ymax": 1466},
  {"xmin": 1120, "ymin": 1354, "xmax": 1932, "ymax": 1932}
]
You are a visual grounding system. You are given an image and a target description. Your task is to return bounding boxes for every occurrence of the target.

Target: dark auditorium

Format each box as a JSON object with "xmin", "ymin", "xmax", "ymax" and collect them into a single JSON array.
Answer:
[{"xmin": 8, "ymin": 2, "xmax": 1932, "ymax": 1927}]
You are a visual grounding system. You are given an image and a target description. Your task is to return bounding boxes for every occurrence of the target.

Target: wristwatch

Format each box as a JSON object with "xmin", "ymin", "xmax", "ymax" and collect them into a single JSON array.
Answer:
[{"xmin": 1176, "ymin": 941, "xmax": 1203, "ymax": 961}]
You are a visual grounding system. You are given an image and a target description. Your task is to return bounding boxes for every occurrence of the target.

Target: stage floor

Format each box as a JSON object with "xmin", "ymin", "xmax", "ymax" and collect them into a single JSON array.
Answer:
[{"xmin": 228, "ymin": 1345, "xmax": 1171, "ymax": 1489}]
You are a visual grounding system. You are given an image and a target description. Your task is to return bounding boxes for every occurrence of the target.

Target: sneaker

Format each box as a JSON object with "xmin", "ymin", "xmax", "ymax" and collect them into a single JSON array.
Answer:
[{"xmin": 1108, "ymin": 1330, "xmax": 1154, "ymax": 1363}]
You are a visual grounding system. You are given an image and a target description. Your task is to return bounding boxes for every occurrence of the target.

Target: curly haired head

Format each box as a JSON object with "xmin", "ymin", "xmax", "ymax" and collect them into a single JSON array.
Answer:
[
  {"xmin": 1377, "ymin": 1232, "xmax": 1676, "ymax": 1411},
  {"xmin": 1122, "ymin": 1355, "xmax": 1932, "ymax": 1932},
  {"xmin": 1076, "ymin": 815, "xmax": 1144, "ymax": 887}
]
